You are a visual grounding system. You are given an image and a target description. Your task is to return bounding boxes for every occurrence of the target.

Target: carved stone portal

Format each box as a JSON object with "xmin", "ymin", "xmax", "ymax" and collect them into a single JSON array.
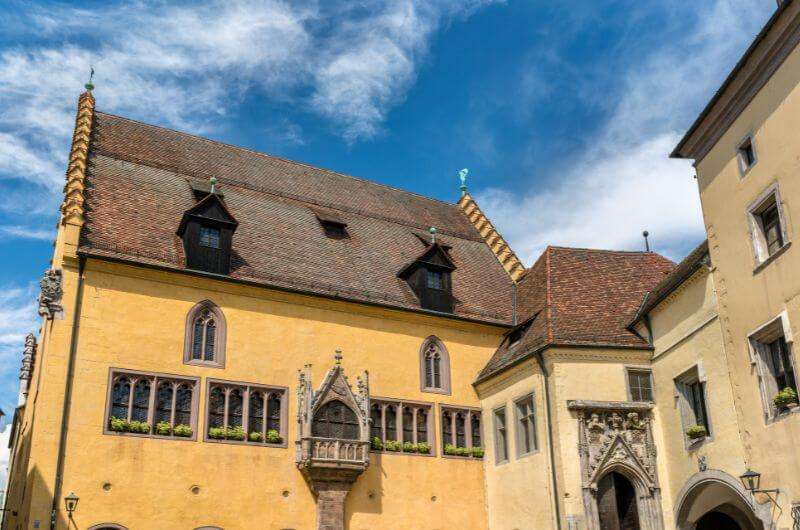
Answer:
[
  {"xmin": 568, "ymin": 400, "xmax": 665, "ymax": 530},
  {"xmin": 296, "ymin": 352, "xmax": 370, "ymax": 530},
  {"xmin": 37, "ymin": 268, "xmax": 64, "ymax": 320}
]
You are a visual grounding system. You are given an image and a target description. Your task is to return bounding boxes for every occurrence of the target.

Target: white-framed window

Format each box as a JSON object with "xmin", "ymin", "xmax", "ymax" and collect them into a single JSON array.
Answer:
[
  {"xmin": 737, "ymin": 134, "xmax": 757, "ymax": 176},
  {"xmin": 747, "ymin": 184, "xmax": 789, "ymax": 265},
  {"xmin": 493, "ymin": 406, "xmax": 508, "ymax": 464},
  {"xmin": 514, "ymin": 394, "xmax": 537, "ymax": 457},
  {"xmin": 626, "ymin": 368, "xmax": 654, "ymax": 402},
  {"xmin": 748, "ymin": 314, "xmax": 799, "ymax": 420},
  {"xmin": 674, "ymin": 366, "xmax": 711, "ymax": 446}
]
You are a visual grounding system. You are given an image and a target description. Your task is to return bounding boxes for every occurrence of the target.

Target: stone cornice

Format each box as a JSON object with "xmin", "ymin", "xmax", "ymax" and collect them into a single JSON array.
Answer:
[
  {"xmin": 62, "ymin": 90, "xmax": 95, "ymax": 225},
  {"xmin": 567, "ymin": 399, "xmax": 653, "ymax": 412}
]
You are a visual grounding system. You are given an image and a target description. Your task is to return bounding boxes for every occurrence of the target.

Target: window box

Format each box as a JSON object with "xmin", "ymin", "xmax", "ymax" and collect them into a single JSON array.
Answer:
[
  {"xmin": 685, "ymin": 424, "xmax": 708, "ymax": 441},
  {"xmin": 773, "ymin": 387, "xmax": 799, "ymax": 411},
  {"xmin": 370, "ymin": 398, "xmax": 435, "ymax": 456},
  {"xmin": 205, "ymin": 379, "xmax": 288, "ymax": 446}
]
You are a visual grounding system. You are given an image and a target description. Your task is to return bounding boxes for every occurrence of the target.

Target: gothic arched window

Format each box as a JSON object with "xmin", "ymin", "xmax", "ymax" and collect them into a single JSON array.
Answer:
[
  {"xmin": 184, "ymin": 300, "xmax": 226, "ymax": 367},
  {"xmin": 419, "ymin": 336, "xmax": 451, "ymax": 394},
  {"xmin": 312, "ymin": 400, "xmax": 360, "ymax": 440}
]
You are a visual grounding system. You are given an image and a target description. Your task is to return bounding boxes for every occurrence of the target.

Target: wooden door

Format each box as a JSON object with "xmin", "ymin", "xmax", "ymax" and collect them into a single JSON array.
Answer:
[{"xmin": 597, "ymin": 473, "xmax": 641, "ymax": 530}]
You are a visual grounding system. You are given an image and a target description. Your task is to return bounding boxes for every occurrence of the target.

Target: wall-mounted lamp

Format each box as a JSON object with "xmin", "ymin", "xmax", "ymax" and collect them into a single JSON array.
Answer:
[
  {"xmin": 64, "ymin": 492, "xmax": 79, "ymax": 517},
  {"xmin": 739, "ymin": 469, "xmax": 780, "ymax": 509}
]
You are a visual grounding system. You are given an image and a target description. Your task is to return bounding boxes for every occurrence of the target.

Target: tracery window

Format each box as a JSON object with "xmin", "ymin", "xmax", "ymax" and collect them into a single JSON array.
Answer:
[
  {"xmin": 419, "ymin": 336, "xmax": 451, "ymax": 394},
  {"xmin": 184, "ymin": 300, "xmax": 226, "ymax": 367},
  {"xmin": 205, "ymin": 380, "xmax": 286, "ymax": 445},
  {"xmin": 440, "ymin": 406, "xmax": 482, "ymax": 458},
  {"xmin": 312, "ymin": 400, "xmax": 360, "ymax": 440},
  {"xmin": 370, "ymin": 398, "xmax": 434, "ymax": 454},
  {"xmin": 106, "ymin": 369, "xmax": 198, "ymax": 439}
]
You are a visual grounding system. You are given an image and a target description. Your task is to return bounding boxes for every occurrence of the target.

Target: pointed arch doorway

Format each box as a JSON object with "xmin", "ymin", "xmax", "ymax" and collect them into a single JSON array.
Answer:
[{"xmin": 597, "ymin": 472, "xmax": 641, "ymax": 530}]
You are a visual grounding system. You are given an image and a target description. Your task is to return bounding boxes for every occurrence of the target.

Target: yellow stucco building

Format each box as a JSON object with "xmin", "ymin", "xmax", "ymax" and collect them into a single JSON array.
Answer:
[{"xmin": 5, "ymin": 2, "xmax": 800, "ymax": 529}]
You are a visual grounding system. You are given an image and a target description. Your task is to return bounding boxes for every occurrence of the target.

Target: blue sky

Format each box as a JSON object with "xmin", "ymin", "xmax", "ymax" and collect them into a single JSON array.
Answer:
[{"xmin": 0, "ymin": 0, "xmax": 776, "ymax": 421}]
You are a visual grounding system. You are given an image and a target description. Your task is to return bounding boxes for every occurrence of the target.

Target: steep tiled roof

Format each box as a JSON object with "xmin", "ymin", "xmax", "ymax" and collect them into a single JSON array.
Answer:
[
  {"xmin": 79, "ymin": 112, "xmax": 515, "ymax": 324},
  {"xmin": 476, "ymin": 247, "xmax": 674, "ymax": 383},
  {"xmin": 629, "ymin": 240, "xmax": 709, "ymax": 325}
]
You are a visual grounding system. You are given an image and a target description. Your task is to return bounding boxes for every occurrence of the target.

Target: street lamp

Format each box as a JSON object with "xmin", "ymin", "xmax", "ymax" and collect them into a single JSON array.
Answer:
[
  {"xmin": 739, "ymin": 469, "xmax": 761, "ymax": 492},
  {"xmin": 64, "ymin": 492, "xmax": 79, "ymax": 517}
]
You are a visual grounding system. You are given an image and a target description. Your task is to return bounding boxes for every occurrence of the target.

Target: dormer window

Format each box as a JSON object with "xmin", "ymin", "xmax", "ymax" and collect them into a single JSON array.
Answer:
[
  {"xmin": 398, "ymin": 240, "xmax": 456, "ymax": 313},
  {"xmin": 177, "ymin": 188, "xmax": 238, "ymax": 275},
  {"xmin": 311, "ymin": 207, "xmax": 349, "ymax": 240}
]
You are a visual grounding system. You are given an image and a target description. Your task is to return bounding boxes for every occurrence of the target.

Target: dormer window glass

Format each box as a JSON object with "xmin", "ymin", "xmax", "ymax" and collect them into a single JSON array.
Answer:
[
  {"xmin": 199, "ymin": 226, "xmax": 221, "ymax": 249},
  {"xmin": 426, "ymin": 270, "xmax": 445, "ymax": 290},
  {"xmin": 321, "ymin": 220, "xmax": 348, "ymax": 239}
]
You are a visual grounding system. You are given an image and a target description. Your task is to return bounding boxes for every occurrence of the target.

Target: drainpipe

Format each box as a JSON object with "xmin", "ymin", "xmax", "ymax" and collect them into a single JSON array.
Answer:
[
  {"xmin": 535, "ymin": 350, "xmax": 562, "ymax": 530},
  {"xmin": 51, "ymin": 258, "xmax": 85, "ymax": 530}
]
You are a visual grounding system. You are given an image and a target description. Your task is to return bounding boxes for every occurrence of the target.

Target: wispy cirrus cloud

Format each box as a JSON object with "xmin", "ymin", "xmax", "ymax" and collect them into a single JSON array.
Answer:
[{"xmin": 477, "ymin": 0, "xmax": 773, "ymax": 262}]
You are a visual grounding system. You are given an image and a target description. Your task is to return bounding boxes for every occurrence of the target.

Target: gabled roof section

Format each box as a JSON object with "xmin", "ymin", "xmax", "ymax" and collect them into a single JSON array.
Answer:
[
  {"xmin": 476, "ymin": 247, "xmax": 674, "ymax": 383},
  {"xmin": 177, "ymin": 192, "xmax": 238, "ymax": 235},
  {"xmin": 629, "ymin": 240, "xmax": 709, "ymax": 326},
  {"xmin": 78, "ymin": 111, "xmax": 515, "ymax": 324}
]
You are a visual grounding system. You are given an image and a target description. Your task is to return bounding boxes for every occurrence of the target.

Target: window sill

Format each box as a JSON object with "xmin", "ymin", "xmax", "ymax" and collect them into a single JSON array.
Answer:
[
  {"xmin": 441, "ymin": 453, "xmax": 484, "ymax": 461},
  {"xmin": 184, "ymin": 359, "xmax": 224, "ymax": 369},
  {"xmin": 767, "ymin": 404, "xmax": 800, "ymax": 424},
  {"xmin": 104, "ymin": 430, "xmax": 197, "ymax": 442},
  {"xmin": 205, "ymin": 437, "xmax": 288, "ymax": 449},
  {"xmin": 370, "ymin": 449, "xmax": 435, "ymax": 458},
  {"xmin": 753, "ymin": 242, "xmax": 791, "ymax": 274},
  {"xmin": 685, "ymin": 436, "xmax": 711, "ymax": 451},
  {"xmin": 421, "ymin": 387, "xmax": 451, "ymax": 396}
]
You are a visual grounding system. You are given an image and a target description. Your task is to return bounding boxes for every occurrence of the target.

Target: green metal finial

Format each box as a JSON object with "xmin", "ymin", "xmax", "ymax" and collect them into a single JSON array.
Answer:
[
  {"xmin": 458, "ymin": 168, "xmax": 468, "ymax": 196},
  {"xmin": 84, "ymin": 67, "xmax": 95, "ymax": 91},
  {"xmin": 429, "ymin": 226, "xmax": 437, "ymax": 244},
  {"xmin": 209, "ymin": 176, "xmax": 218, "ymax": 194}
]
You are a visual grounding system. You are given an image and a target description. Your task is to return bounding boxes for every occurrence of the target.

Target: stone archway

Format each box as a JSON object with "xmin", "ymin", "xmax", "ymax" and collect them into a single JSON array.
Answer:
[{"xmin": 674, "ymin": 470, "xmax": 771, "ymax": 530}]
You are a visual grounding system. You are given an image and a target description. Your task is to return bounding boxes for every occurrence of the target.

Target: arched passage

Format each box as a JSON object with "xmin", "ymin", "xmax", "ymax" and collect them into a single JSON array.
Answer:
[
  {"xmin": 674, "ymin": 471, "xmax": 770, "ymax": 530},
  {"xmin": 597, "ymin": 471, "xmax": 641, "ymax": 530}
]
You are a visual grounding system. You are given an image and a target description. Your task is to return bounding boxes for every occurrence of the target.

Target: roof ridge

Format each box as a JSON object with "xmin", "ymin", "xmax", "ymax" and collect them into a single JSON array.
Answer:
[
  {"xmin": 94, "ymin": 110, "xmax": 462, "ymax": 210},
  {"xmin": 547, "ymin": 245, "xmax": 660, "ymax": 255}
]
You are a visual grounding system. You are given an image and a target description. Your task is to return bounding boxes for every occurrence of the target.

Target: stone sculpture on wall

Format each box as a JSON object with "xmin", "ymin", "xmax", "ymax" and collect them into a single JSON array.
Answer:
[{"xmin": 37, "ymin": 268, "xmax": 64, "ymax": 320}]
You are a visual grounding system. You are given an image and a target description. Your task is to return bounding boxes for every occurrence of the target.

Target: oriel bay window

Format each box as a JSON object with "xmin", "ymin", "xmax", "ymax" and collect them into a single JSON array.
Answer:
[
  {"xmin": 205, "ymin": 380, "xmax": 287, "ymax": 445},
  {"xmin": 370, "ymin": 398, "xmax": 434, "ymax": 454},
  {"xmin": 440, "ymin": 406, "xmax": 483, "ymax": 458},
  {"xmin": 105, "ymin": 369, "xmax": 198, "ymax": 439}
]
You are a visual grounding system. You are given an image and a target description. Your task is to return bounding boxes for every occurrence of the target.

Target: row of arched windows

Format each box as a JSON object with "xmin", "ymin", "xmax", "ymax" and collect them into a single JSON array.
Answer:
[{"xmin": 182, "ymin": 301, "xmax": 452, "ymax": 395}]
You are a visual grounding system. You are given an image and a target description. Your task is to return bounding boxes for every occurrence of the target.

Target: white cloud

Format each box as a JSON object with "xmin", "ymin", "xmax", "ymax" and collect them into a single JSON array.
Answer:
[
  {"xmin": 477, "ymin": 0, "xmax": 773, "ymax": 263},
  {"xmin": 0, "ymin": 225, "xmax": 54, "ymax": 241}
]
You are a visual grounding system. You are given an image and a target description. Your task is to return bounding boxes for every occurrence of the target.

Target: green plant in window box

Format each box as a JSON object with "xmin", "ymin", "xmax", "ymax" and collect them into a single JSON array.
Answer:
[
  {"xmin": 155, "ymin": 421, "xmax": 172, "ymax": 436},
  {"xmin": 109, "ymin": 417, "xmax": 128, "ymax": 432},
  {"xmin": 457, "ymin": 446, "xmax": 470, "ymax": 456},
  {"xmin": 402, "ymin": 441, "xmax": 417, "ymax": 453},
  {"xmin": 384, "ymin": 440, "xmax": 401, "ymax": 452},
  {"xmin": 773, "ymin": 387, "xmax": 799, "ymax": 410},
  {"xmin": 371, "ymin": 437, "xmax": 384, "ymax": 451},
  {"xmin": 129, "ymin": 420, "xmax": 150, "ymax": 434},
  {"xmin": 416, "ymin": 442, "xmax": 430, "ymax": 454},
  {"xmin": 226, "ymin": 426, "xmax": 246, "ymax": 441},
  {"xmin": 249, "ymin": 431, "xmax": 264, "ymax": 442},
  {"xmin": 208, "ymin": 427, "xmax": 227, "ymax": 439},
  {"xmin": 471, "ymin": 446, "xmax": 484, "ymax": 458},
  {"xmin": 173, "ymin": 424, "xmax": 192, "ymax": 437},
  {"xmin": 685, "ymin": 425, "xmax": 707, "ymax": 440},
  {"xmin": 444, "ymin": 443, "xmax": 457, "ymax": 456},
  {"xmin": 266, "ymin": 429, "xmax": 283, "ymax": 444}
]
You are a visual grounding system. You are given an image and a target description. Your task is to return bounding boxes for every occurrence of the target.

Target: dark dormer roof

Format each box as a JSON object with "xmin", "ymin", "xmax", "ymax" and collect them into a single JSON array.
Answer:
[
  {"xmin": 397, "ymin": 242, "xmax": 456, "ymax": 278},
  {"xmin": 176, "ymin": 192, "xmax": 238, "ymax": 236}
]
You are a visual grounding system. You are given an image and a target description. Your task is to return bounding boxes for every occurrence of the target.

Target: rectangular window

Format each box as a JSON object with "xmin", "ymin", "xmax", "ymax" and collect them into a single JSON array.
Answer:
[
  {"xmin": 440, "ymin": 406, "xmax": 482, "ymax": 458},
  {"xmin": 749, "ymin": 317, "xmax": 799, "ymax": 420},
  {"xmin": 105, "ymin": 369, "xmax": 198, "ymax": 440},
  {"xmin": 748, "ymin": 186, "xmax": 788, "ymax": 265},
  {"xmin": 737, "ymin": 135, "xmax": 757, "ymax": 175},
  {"xmin": 675, "ymin": 366, "xmax": 711, "ymax": 445},
  {"xmin": 493, "ymin": 407, "xmax": 508, "ymax": 464},
  {"xmin": 426, "ymin": 269, "xmax": 444, "ymax": 290},
  {"xmin": 321, "ymin": 220, "xmax": 348, "ymax": 239},
  {"xmin": 514, "ymin": 394, "xmax": 537, "ymax": 457},
  {"xmin": 627, "ymin": 369, "xmax": 654, "ymax": 402},
  {"xmin": 199, "ymin": 226, "xmax": 221, "ymax": 248},
  {"xmin": 370, "ymin": 398, "xmax": 434, "ymax": 455},
  {"xmin": 205, "ymin": 379, "xmax": 287, "ymax": 445}
]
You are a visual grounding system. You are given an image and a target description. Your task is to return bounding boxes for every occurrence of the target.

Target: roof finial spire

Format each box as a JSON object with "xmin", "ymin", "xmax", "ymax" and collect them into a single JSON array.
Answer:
[
  {"xmin": 334, "ymin": 349, "xmax": 343, "ymax": 365},
  {"xmin": 209, "ymin": 176, "xmax": 218, "ymax": 194},
  {"xmin": 428, "ymin": 226, "xmax": 437, "ymax": 244},
  {"xmin": 458, "ymin": 168, "xmax": 469, "ymax": 196},
  {"xmin": 85, "ymin": 66, "xmax": 95, "ymax": 91},
  {"xmin": 642, "ymin": 230, "xmax": 651, "ymax": 252}
]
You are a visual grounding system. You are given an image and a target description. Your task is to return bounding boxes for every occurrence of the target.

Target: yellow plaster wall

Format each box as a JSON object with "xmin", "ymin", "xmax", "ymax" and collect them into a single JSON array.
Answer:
[
  {"xmin": 694, "ymin": 27, "xmax": 800, "ymax": 528},
  {"xmin": 646, "ymin": 268, "xmax": 746, "ymax": 528},
  {"xmin": 475, "ymin": 358, "xmax": 555, "ymax": 530},
  {"xmin": 10, "ymin": 258, "xmax": 504, "ymax": 530}
]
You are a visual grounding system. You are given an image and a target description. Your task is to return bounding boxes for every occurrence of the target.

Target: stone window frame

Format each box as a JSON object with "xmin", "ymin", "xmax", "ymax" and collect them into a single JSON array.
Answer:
[
  {"xmin": 204, "ymin": 378, "xmax": 288, "ymax": 448},
  {"xmin": 746, "ymin": 182, "xmax": 791, "ymax": 269},
  {"xmin": 513, "ymin": 393, "xmax": 538, "ymax": 458},
  {"xmin": 674, "ymin": 364, "xmax": 713, "ymax": 449},
  {"xmin": 183, "ymin": 300, "xmax": 227, "ymax": 368},
  {"xmin": 439, "ymin": 404, "xmax": 483, "ymax": 460},
  {"xmin": 736, "ymin": 132, "xmax": 758, "ymax": 178},
  {"xmin": 369, "ymin": 396, "xmax": 436, "ymax": 456},
  {"xmin": 492, "ymin": 405, "xmax": 508, "ymax": 465},
  {"xmin": 418, "ymin": 336, "xmax": 451, "ymax": 395},
  {"xmin": 103, "ymin": 368, "xmax": 200, "ymax": 442},
  {"xmin": 747, "ymin": 312, "xmax": 800, "ymax": 422},
  {"xmin": 624, "ymin": 366, "xmax": 655, "ymax": 402}
]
